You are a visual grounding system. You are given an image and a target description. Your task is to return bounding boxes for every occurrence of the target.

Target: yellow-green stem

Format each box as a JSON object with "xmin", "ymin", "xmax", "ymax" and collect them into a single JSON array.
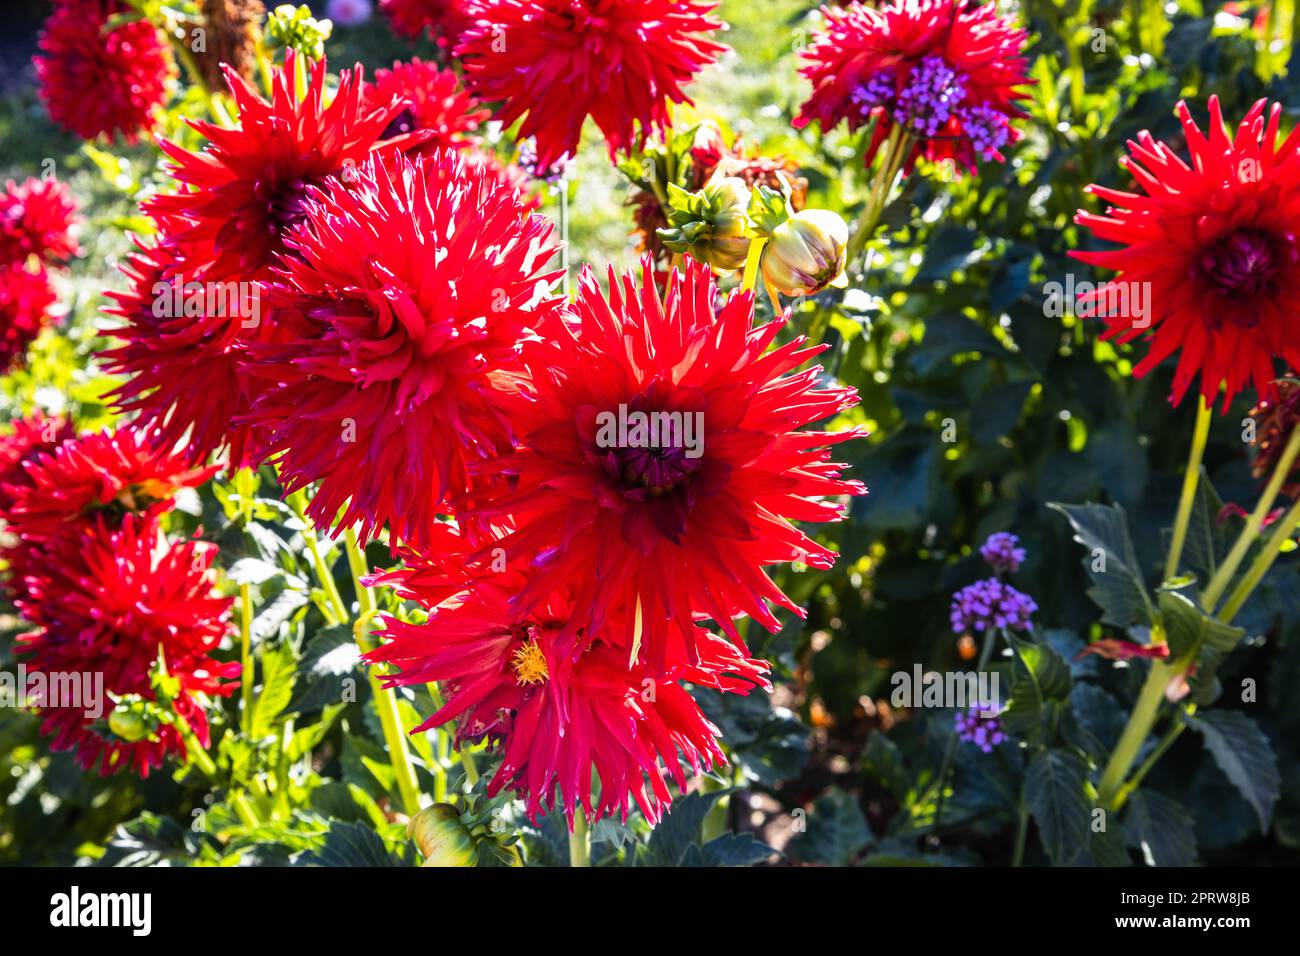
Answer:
[
  {"xmin": 289, "ymin": 493, "xmax": 348, "ymax": 624},
  {"xmin": 345, "ymin": 530, "xmax": 423, "ymax": 817},
  {"xmin": 239, "ymin": 583, "xmax": 253, "ymax": 735},
  {"xmin": 741, "ymin": 237, "xmax": 767, "ymax": 293},
  {"xmin": 1202, "ymin": 425, "xmax": 1300, "ymax": 610},
  {"xmin": 1217, "ymin": 494, "xmax": 1300, "ymax": 623},
  {"xmin": 568, "ymin": 810, "xmax": 591, "ymax": 867},
  {"xmin": 1163, "ymin": 397, "xmax": 1213, "ymax": 582},
  {"xmin": 1096, "ymin": 658, "xmax": 1176, "ymax": 810}
]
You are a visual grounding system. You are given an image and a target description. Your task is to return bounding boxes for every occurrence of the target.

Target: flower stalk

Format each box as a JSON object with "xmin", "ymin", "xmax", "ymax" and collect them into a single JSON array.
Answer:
[
  {"xmin": 1163, "ymin": 397, "xmax": 1212, "ymax": 582},
  {"xmin": 344, "ymin": 529, "xmax": 423, "ymax": 818}
]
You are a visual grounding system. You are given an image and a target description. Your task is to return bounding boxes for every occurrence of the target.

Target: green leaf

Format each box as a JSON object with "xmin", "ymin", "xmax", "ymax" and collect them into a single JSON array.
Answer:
[
  {"xmin": 861, "ymin": 731, "xmax": 909, "ymax": 799},
  {"xmin": 681, "ymin": 834, "xmax": 776, "ymax": 867},
  {"xmin": 909, "ymin": 313, "xmax": 1010, "ymax": 375},
  {"xmin": 1000, "ymin": 674, "xmax": 1044, "ymax": 745},
  {"xmin": 1186, "ymin": 710, "xmax": 1279, "ymax": 832},
  {"xmin": 915, "ymin": 226, "xmax": 983, "ymax": 281},
  {"xmin": 227, "ymin": 557, "xmax": 282, "ymax": 586},
  {"xmin": 788, "ymin": 787, "xmax": 872, "ymax": 866},
  {"xmin": 638, "ymin": 790, "xmax": 726, "ymax": 867},
  {"xmin": 1182, "ymin": 467, "xmax": 1231, "ymax": 584},
  {"xmin": 1024, "ymin": 749, "xmax": 1091, "ymax": 865},
  {"xmin": 286, "ymin": 625, "xmax": 364, "ymax": 715},
  {"xmin": 1049, "ymin": 502, "xmax": 1156, "ymax": 629},
  {"xmin": 1158, "ymin": 588, "xmax": 1244, "ymax": 661},
  {"xmin": 250, "ymin": 640, "xmax": 298, "ymax": 740},
  {"xmin": 1009, "ymin": 631, "xmax": 1072, "ymax": 701},
  {"xmin": 1088, "ymin": 817, "xmax": 1132, "ymax": 867},
  {"xmin": 300, "ymin": 821, "xmax": 404, "ymax": 867},
  {"xmin": 1124, "ymin": 790, "xmax": 1198, "ymax": 867}
]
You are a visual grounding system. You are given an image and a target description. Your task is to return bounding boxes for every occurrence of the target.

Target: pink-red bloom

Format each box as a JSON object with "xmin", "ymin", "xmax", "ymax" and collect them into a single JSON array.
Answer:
[
  {"xmin": 148, "ymin": 52, "xmax": 418, "ymax": 283},
  {"xmin": 101, "ymin": 239, "xmax": 263, "ymax": 467},
  {"xmin": 366, "ymin": 524, "xmax": 769, "ymax": 825},
  {"xmin": 365, "ymin": 59, "xmax": 490, "ymax": 153},
  {"xmin": 457, "ymin": 0, "xmax": 726, "ymax": 169},
  {"xmin": 0, "ymin": 427, "xmax": 216, "ymax": 553},
  {"xmin": 0, "ymin": 177, "xmax": 80, "ymax": 266},
  {"xmin": 0, "ymin": 413, "xmax": 74, "ymax": 515},
  {"xmin": 1073, "ymin": 97, "xmax": 1300, "ymax": 410},
  {"xmin": 794, "ymin": 0, "xmax": 1031, "ymax": 173},
  {"xmin": 34, "ymin": 0, "xmax": 175, "ymax": 144},
  {"xmin": 16, "ymin": 513, "xmax": 237, "ymax": 777},
  {"xmin": 242, "ymin": 151, "xmax": 560, "ymax": 546},
  {"xmin": 464, "ymin": 257, "xmax": 866, "ymax": 674},
  {"xmin": 380, "ymin": 0, "xmax": 471, "ymax": 45},
  {"xmin": 0, "ymin": 264, "xmax": 56, "ymax": 373}
]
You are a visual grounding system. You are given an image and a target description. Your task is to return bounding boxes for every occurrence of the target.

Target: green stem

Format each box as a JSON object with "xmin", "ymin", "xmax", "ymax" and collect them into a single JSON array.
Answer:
[
  {"xmin": 239, "ymin": 583, "xmax": 253, "ymax": 735},
  {"xmin": 1217, "ymin": 494, "xmax": 1300, "ymax": 622},
  {"xmin": 568, "ymin": 810, "xmax": 591, "ymax": 867},
  {"xmin": 1115, "ymin": 705, "xmax": 1193, "ymax": 807},
  {"xmin": 846, "ymin": 127, "xmax": 910, "ymax": 269},
  {"xmin": 1011, "ymin": 803, "xmax": 1029, "ymax": 867},
  {"xmin": 740, "ymin": 237, "xmax": 767, "ymax": 293},
  {"xmin": 345, "ymin": 529, "xmax": 423, "ymax": 817},
  {"xmin": 559, "ymin": 179, "xmax": 571, "ymax": 298},
  {"xmin": 1202, "ymin": 424, "xmax": 1300, "ymax": 611},
  {"xmin": 1164, "ymin": 397, "xmax": 1213, "ymax": 583},
  {"xmin": 289, "ymin": 491, "xmax": 347, "ymax": 624},
  {"xmin": 1096, "ymin": 658, "xmax": 1175, "ymax": 810},
  {"xmin": 931, "ymin": 626, "xmax": 999, "ymax": 832}
]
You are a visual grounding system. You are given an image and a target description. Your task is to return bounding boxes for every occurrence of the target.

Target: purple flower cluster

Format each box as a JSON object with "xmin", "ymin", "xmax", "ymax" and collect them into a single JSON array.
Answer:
[
  {"xmin": 518, "ymin": 139, "xmax": 574, "ymax": 184},
  {"xmin": 848, "ymin": 56, "xmax": 1013, "ymax": 162},
  {"xmin": 957, "ymin": 102, "xmax": 1012, "ymax": 161},
  {"xmin": 979, "ymin": 531, "xmax": 1025, "ymax": 574},
  {"xmin": 895, "ymin": 55, "xmax": 966, "ymax": 136},
  {"xmin": 851, "ymin": 71, "xmax": 897, "ymax": 118},
  {"xmin": 950, "ymin": 578, "xmax": 1037, "ymax": 633},
  {"xmin": 955, "ymin": 702, "xmax": 1008, "ymax": 752}
]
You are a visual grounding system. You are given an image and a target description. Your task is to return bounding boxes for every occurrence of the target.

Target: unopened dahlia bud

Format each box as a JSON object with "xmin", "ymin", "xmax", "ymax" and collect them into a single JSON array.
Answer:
[
  {"xmin": 761, "ymin": 208, "xmax": 849, "ymax": 297},
  {"xmin": 108, "ymin": 696, "xmax": 155, "ymax": 743},
  {"xmin": 657, "ymin": 178, "xmax": 753, "ymax": 274},
  {"xmin": 266, "ymin": 4, "xmax": 333, "ymax": 59},
  {"xmin": 408, "ymin": 804, "xmax": 478, "ymax": 867}
]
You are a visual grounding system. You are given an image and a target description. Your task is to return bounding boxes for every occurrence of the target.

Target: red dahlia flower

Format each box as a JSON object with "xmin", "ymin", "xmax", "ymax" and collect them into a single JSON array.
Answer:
[
  {"xmin": 456, "ymin": 0, "xmax": 727, "ymax": 169},
  {"xmin": 242, "ymin": 151, "xmax": 560, "ymax": 546},
  {"xmin": 34, "ymin": 0, "xmax": 176, "ymax": 144},
  {"xmin": 148, "ymin": 52, "xmax": 420, "ymax": 283},
  {"xmin": 365, "ymin": 528, "xmax": 769, "ymax": 825},
  {"xmin": 0, "ymin": 413, "xmax": 74, "ymax": 515},
  {"xmin": 0, "ymin": 264, "xmax": 56, "ymax": 373},
  {"xmin": 365, "ymin": 59, "xmax": 490, "ymax": 153},
  {"xmin": 380, "ymin": 0, "xmax": 471, "ymax": 45},
  {"xmin": 794, "ymin": 0, "xmax": 1031, "ymax": 173},
  {"xmin": 464, "ymin": 257, "xmax": 866, "ymax": 674},
  {"xmin": 1073, "ymin": 97, "xmax": 1300, "ymax": 410},
  {"xmin": 1, "ymin": 427, "xmax": 216, "ymax": 553},
  {"xmin": 16, "ymin": 514, "xmax": 237, "ymax": 777},
  {"xmin": 0, "ymin": 177, "xmax": 80, "ymax": 266},
  {"xmin": 101, "ymin": 239, "xmax": 264, "ymax": 467}
]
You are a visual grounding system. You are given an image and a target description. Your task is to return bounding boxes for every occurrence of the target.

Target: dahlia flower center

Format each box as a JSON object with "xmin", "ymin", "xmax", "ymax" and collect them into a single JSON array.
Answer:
[
  {"xmin": 510, "ymin": 638, "xmax": 549, "ymax": 686},
  {"xmin": 1200, "ymin": 229, "xmax": 1287, "ymax": 299},
  {"xmin": 381, "ymin": 107, "xmax": 418, "ymax": 140},
  {"xmin": 616, "ymin": 444, "xmax": 704, "ymax": 496},
  {"xmin": 257, "ymin": 177, "xmax": 319, "ymax": 234}
]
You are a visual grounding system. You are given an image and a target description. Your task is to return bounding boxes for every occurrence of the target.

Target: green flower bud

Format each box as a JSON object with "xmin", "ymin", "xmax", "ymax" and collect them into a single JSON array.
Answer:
[
  {"xmin": 657, "ymin": 178, "xmax": 753, "ymax": 274},
  {"xmin": 107, "ymin": 696, "xmax": 153, "ymax": 743},
  {"xmin": 265, "ymin": 4, "xmax": 333, "ymax": 60},
  {"xmin": 408, "ymin": 804, "xmax": 479, "ymax": 868},
  {"xmin": 761, "ymin": 209, "xmax": 850, "ymax": 297}
]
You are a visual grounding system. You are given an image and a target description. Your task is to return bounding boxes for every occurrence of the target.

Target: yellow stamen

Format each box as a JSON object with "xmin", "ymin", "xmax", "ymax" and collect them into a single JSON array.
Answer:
[{"xmin": 511, "ymin": 639, "xmax": 549, "ymax": 686}]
